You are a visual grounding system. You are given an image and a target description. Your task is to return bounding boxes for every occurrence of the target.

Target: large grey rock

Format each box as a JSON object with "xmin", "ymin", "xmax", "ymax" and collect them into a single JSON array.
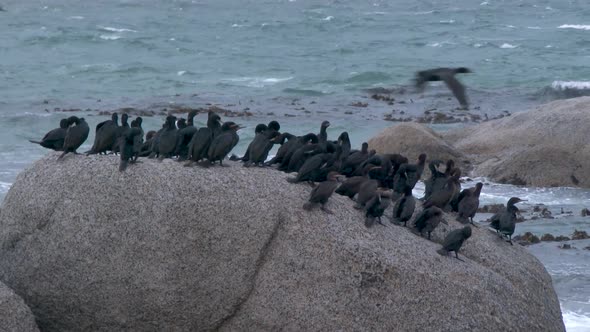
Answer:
[
  {"xmin": 0, "ymin": 153, "xmax": 564, "ymax": 331},
  {"xmin": 368, "ymin": 122, "xmax": 464, "ymax": 163},
  {"xmin": 445, "ymin": 97, "xmax": 590, "ymax": 187},
  {"xmin": 0, "ymin": 280, "xmax": 39, "ymax": 332}
]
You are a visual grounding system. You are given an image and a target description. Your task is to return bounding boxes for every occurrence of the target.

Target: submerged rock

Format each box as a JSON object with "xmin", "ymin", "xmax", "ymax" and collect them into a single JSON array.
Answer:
[
  {"xmin": 446, "ymin": 97, "xmax": 590, "ymax": 187},
  {"xmin": 513, "ymin": 232, "xmax": 541, "ymax": 245},
  {"xmin": 477, "ymin": 204, "xmax": 505, "ymax": 214},
  {"xmin": 0, "ymin": 153, "xmax": 564, "ymax": 331},
  {"xmin": 0, "ymin": 281, "xmax": 39, "ymax": 331},
  {"xmin": 541, "ymin": 234, "xmax": 555, "ymax": 242},
  {"xmin": 571, "ymin": 230, "xmax": 589, "ymax": 240}
]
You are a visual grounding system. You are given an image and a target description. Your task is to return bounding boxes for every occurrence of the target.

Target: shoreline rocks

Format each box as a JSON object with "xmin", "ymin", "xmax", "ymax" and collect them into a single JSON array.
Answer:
[{"xmin": 0, "ymin": 153, "xmax": 564, "ymax": 331}]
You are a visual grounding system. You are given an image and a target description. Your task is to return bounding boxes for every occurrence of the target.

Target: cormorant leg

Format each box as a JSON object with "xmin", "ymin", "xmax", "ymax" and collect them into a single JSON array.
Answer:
[
  {"xmin": 321, "ymin": 205, "xmax": 334, "ymax": 214},
  {"xmin": 508, "ymin": 235, "xmax": 513, "ymax": 246},
  {"xmin": 376, "ymin": 217, "xmax": 386, "ymax": 226},
  {"xmin": 428, "ymin": 232, "xmax": 432, "ymax": 240},
  {"xmin": 455, "ymin": 251, "xmax": 465, "ymax": 262}
]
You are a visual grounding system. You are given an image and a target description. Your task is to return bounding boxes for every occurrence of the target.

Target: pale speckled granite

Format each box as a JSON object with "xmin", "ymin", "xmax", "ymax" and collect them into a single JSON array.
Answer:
[
  {"xmin": 0, "ymin": 153, "xmax": 564, "ymax": 331},
  {"xmin": 0, "ymin": 280, "xmax": 39, "ymax": 332},
  {"xmin": 446, "ymin": 96, "xmax": 590, "ymax": 187}
]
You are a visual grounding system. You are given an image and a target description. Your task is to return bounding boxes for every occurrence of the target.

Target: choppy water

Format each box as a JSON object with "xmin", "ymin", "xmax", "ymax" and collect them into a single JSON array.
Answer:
[{"xmin": 1, "ymin": 0, "xmax": 589, "ymax": 330}]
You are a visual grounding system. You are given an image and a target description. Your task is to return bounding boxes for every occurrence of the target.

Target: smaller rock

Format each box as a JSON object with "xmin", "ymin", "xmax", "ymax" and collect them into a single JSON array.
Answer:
[
  {"xmin": 583, "ymin": 246, "xmax": 590, "ymax": 251},
  {"xmin": 571, "ymin": 230, "xmax": 589, "ymax": 240},
  {"xmin": 580, "ymin": 208, "xmax": 590, "ymax": 217},
  {"xmin": 477, "ymin": 204, "xmax": 505, "ymax": 214},
  {"xmin": 558, "ymin": 244, "xmax": 572, "ymax": 250},
  {"xmin": 350, "ymin": 102, "xmax": 368, "ymax": 107},
  {"xmin": 541, "ymin": 234, "xmax": 555, "ymax": 242},
  {"xmin": 555, "ymin": 235, "xmax": 570, "ymax": 242},
  {"xmin": 371, "ymin": 94, "xmax": 395, "ymax": 102},
  {"xmin": 513, "ymin": 232, "xmax": 540, "ymax": 245}
]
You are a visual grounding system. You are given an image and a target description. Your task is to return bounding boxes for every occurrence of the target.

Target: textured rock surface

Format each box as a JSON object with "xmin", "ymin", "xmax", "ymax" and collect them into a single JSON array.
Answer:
[
  {"xmin": 445, "ymin": 97, "xmax": 590, "ymax": 187},
  {"xmin": 368, "ymin": 122, "xmax": 464, "ymax": 163},
  {"xmin": 0, "ymin": 152, "xmax": 564, "ymax": 331},
  {"xmin": 0, "ymin": 280, "xmax": 40, "ymax": 332}
]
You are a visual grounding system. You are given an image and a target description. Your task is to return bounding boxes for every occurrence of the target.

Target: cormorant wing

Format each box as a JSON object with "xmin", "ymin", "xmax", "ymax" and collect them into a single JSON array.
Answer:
[
  {"xmin": 489, "ymin": 212, "xmax": 501, "ymax": 230},
  {"xmin": 442, "ymin": 75, "xmax": 468, "ymax": 108},
  {"xmin": 96, "ymin": 120, "xmax": 109, "ymax": 132},
  {"xmin": 414, "ymin": 209, "xmax": 428, "ymax": 230}
]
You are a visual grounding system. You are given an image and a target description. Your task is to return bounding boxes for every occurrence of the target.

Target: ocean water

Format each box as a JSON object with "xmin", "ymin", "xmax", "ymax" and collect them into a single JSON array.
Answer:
[{"xmin": 1, "ymin": 0, "xmax": 589, "ymax": 330}]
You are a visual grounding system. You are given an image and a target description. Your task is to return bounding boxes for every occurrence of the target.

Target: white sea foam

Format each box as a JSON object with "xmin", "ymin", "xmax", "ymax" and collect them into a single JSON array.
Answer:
[
  {"xmin": 500, "ymin": 43, "xmax": 518, "ymax": 48},
  {"xmin": 363, "ymin": 11, "xmax": 388, "ymax": 15},
  {"xmin": 439, "ymin": 19, "xmax": 455, "ymax": 24},
  {"xmin": 68, "ymin": 16, "xmax": 84, "ymax": 20},
  {"xmin": 506, "ymin": 25, "xmax": 516, "ymax": 28},
  {"xmin": 562, "ymin": 310, "xmax": 590, "ymax": 332},
  {"xmin": 558, "ymin": 24, "xmax": 590, "ymax": 31},
  {"xmin": 428, "ymin": 41, "xmax": 455, "ymax": 47},
  {"xmin": 480, "ymin": 1, "xmax": 489, "ymax": 5},
  {"xmin": 98, "ymin": 26, "xmax": 138, "ymax": 33},
  {"xmin": 473, "ymin": 43, "xmax": 483, "ymax": 48},
  {"xmin": 322, "ymin": 16, "xmax": 334, "ymax": 21},
  {"xmin": 177, "ymin": 71, "xmax": 186, "ymax": 76},
  {"xmin": 0, "ymin": 181, "xmax": 11, "ymax": 191},
  {"xmin": 551, "ymin": 81, "xmax": 590, "ymax": 90},
  {"xmin": 231, "ymin": 23, "xmax": 246, "ymax": 28},
  {"xmin": 99, "ymin": 35, "xmax": 122, "ymax": 40},
  {"xmin": 413, "ymin": 10, "xmax": 434, "ymax": 15},
  {"xmin": 222, "ymin": 76, "xmax": 293, "ymax": 88},
  {"xmin": 527, "ymin": 26, "xmax": 542, "ymax": 29}
]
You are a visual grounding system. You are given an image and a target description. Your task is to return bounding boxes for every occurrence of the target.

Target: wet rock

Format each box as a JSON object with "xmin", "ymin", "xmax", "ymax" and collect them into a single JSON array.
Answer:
[
  {"xmin": 530, "ymin": 206, "xmax": 553, "ymax": 219},
  {"xmin": 477, "ymin": 204, "xmax": 505, "ymax": 214},
  {"xmin": 555, "ymin": 235, "xmax": 571, "ymax": 242},
  {"xmin": 0, "ymin": 153, "xmax": 565, "ymax": 331},
  {"xmin": 581, "ymin": 208, "xmax": 590, "ymax": 217},
  {"xmin": 371, "ymin": 94, "xmax": 395, "ymax": 103},
  {"xmin": 558, "ymin": 244, "xmax": 572, "ymax": 250},
  {"xmin": 415, "ymin": 111, "xmax": 467, "ymax": 124},
  {"xmin": 383, "ymin": 114, "xmax": 411, "ymax": 122},
  {"xmin": 349, "ymin": 101, "xmax": 368, "ymax": 107},
  {"xmin": 541, "ymin": 234, "xmax": 555, "ymax": 242},
  {"xmin": 513, "ymin": 232, "xmax": 540, "ymax": 245},
  {"xmin": 59, "ymin": 105, "xmax": 255, "ymax": 118},
  {"xmin": 571, "ymin": 230, "xmax": 589, "ymax": 240},
  {"xmin": 584, "ymin": 246, "xmax": 590, "ymax": 251}
]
